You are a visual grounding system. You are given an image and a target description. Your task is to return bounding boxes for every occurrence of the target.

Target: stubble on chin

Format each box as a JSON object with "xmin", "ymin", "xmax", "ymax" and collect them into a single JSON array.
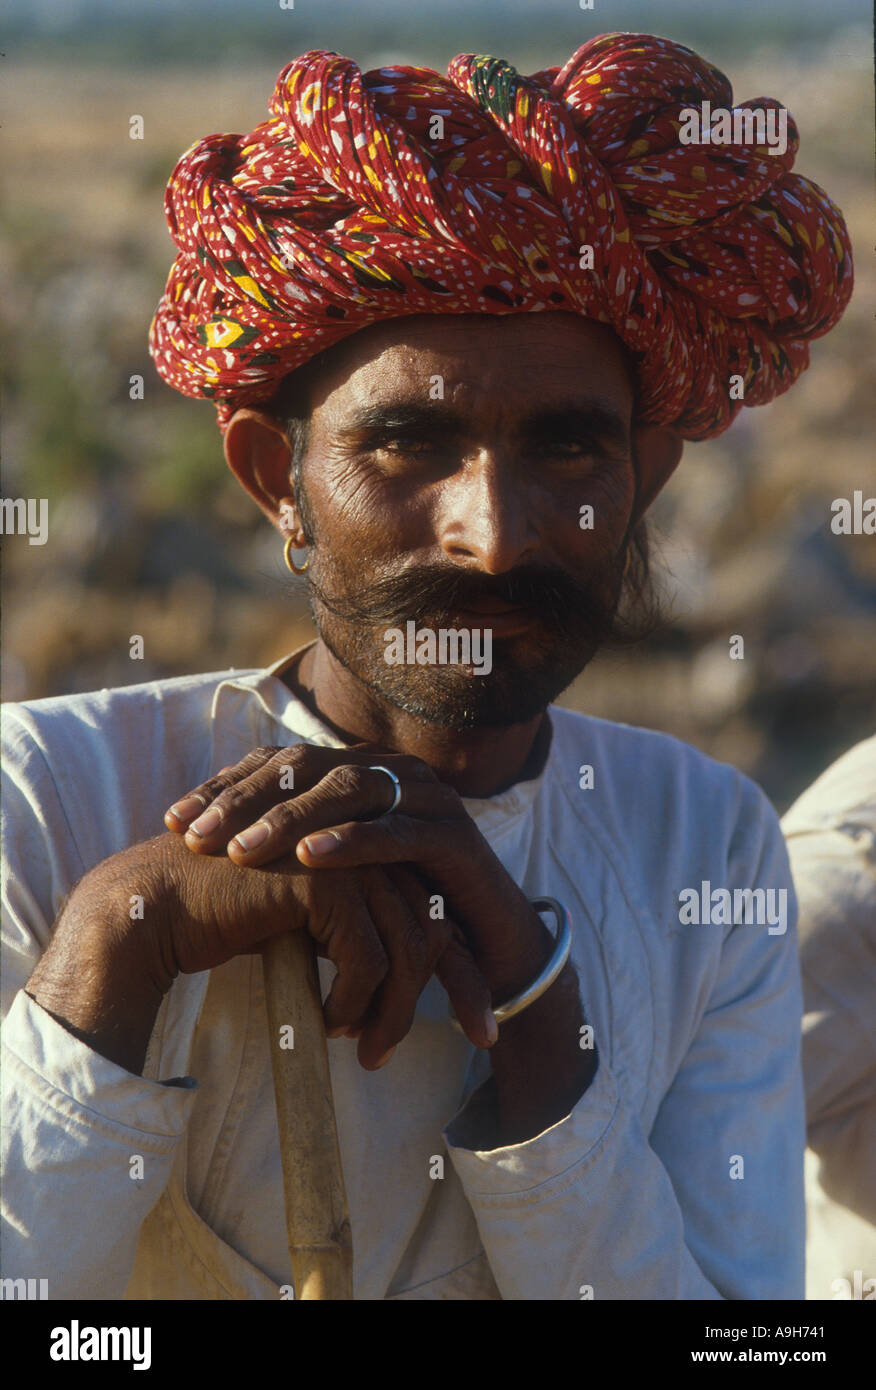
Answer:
[{"xmin": 311, "ymin": 610, "xmax": 597, "ymax": 729}]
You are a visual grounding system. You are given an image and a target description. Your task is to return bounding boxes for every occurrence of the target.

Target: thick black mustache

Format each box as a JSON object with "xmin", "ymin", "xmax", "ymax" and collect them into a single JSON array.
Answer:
[{"xmin": 305, "ymin": 561, "xmax": 616, "ymax": 629}]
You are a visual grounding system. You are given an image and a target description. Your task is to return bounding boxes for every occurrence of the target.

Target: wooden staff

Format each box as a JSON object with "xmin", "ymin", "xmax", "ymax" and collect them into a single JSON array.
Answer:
[{"xmin": 262, "ymin": 930, "xmax": 353, "ymax": 1299}]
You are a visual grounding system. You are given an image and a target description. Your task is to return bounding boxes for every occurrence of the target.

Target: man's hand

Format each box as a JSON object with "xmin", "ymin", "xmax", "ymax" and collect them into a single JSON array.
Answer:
[
  {"xmin": 26, "ymin": 829, "xmax": 495, "ymax": 1077},
  {"xmin": 166, "ymin": 744, "xmax": 599, "ymax": 1142},
  {"xmin": 165, "ymin": 744, "xmax": 555, "ymax": 1004}
]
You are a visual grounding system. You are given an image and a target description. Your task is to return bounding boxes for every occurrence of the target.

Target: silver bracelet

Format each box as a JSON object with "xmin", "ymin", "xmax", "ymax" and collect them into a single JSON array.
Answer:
[{"xmin": 449, "ymin": 897, "xmax": 572, "ymax": 1033}]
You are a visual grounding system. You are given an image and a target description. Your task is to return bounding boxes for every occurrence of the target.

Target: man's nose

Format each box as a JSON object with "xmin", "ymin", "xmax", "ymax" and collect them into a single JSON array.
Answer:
[{"xmin": 437, "ymin": 450, "xmax": 541, "ymax": 574}]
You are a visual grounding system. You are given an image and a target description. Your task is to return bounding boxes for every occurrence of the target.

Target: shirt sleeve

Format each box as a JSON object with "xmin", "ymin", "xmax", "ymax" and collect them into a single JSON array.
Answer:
[
  {"xmin": 1, "ymin": 709, "xmax": 198, "ymax": 1300},
  {"xmin": 1, "ymin": 992, "xmax": 198, "ymax": 1300},
  {"xmin": 442, "ymin": 779, "xmax": 806, "ymax": 1301}
]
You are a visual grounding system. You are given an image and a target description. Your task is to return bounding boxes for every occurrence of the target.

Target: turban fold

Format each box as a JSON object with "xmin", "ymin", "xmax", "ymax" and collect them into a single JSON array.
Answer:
[{"xmin": 149, "ymin": 33, "xmax": 853, "ymax": 440}]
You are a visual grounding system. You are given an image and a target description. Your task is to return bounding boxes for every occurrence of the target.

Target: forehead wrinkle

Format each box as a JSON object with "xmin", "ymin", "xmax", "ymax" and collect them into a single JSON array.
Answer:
[
  {"xmin": 304, "ymin": 311, "xmax": 637, "ymax": 437},
  {"xmin": 319, "ymin": 318, "xmax": 632, "ymax": 391}
]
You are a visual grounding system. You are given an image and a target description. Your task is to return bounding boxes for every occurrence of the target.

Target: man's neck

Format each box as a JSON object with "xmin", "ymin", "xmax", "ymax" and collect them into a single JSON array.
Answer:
[{"xmin": 282, "ymin": 640, "xmax": 551, "ymax": 799}]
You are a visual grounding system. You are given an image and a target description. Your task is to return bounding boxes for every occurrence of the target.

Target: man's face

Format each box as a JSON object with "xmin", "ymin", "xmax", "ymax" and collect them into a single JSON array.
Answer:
[{"xmin": 294, "ymin": 311, "xmax": 639, "ymax": 729}]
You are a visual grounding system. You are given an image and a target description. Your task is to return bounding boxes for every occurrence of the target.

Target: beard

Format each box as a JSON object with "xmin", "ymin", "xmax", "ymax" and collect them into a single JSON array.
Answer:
[{"xmin": 298, "ymin": 540, "xmax": 653, "ymax": 731}]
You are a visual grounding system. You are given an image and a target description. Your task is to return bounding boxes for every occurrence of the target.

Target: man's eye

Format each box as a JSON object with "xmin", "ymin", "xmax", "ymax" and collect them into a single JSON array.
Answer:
[
  {"xmin": 381, "ymin": 438, "xmax": 435, "ymax": 453},
  {"xmin": 545, "ymin": 436, "xmax": 600, "ymax": 453},
  {"xmin": 540, "ymin": 440, "xmax": 601, "ymax": 458},
  {"xmin": 372, "ymin": 437, "xmax": 452, "ymax": 465}
]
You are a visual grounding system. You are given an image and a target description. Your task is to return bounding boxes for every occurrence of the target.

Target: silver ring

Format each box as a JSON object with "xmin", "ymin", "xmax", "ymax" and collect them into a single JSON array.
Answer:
[{"xmin": 367, "ymin": 764, "xmax": 402, "ymax": 815}]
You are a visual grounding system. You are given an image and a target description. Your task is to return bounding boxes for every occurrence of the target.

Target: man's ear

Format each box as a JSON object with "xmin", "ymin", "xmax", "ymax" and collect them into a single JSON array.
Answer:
[
  {"xmin": 223, "ymin": 409, "xmax": 302, "ymax": 537},
  {"xmin": 630, "ymin": 422, "xmax": 684, "ymax": 525}
]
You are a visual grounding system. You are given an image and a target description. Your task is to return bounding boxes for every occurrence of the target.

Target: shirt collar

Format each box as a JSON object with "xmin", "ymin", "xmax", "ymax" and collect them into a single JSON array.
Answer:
[{"xmin": 210, "ymin": 642, "xmax": 340, "ymax": 747}]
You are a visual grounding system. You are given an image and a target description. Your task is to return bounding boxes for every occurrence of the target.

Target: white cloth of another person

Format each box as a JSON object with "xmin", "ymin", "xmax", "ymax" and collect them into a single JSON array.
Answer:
[{"xmin": 782, "ymin": 734, "xmax": 876, "ymax": 1301}]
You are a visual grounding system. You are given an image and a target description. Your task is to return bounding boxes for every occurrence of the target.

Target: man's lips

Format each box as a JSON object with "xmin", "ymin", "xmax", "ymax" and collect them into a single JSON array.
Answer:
[
  {"xmin": 388, "ymin": 596, "xmax": 542, "ymax": 637},
  {"xmin": 450, "ymin": 599, "xmax": 536, "ymax": 636},
  {"xmin": 456, "ymin": 597, "xmax": 521, "ymax": 614}
]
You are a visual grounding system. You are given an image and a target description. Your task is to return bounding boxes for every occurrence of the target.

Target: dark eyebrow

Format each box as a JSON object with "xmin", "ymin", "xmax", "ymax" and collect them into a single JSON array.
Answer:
[
  {"xmin": 336, "ymin": 403, "xmax": 464, "ymax": 441},
  {"xmin": 336, "ymin": 399, "xmax": 630, "ymax": 452},
  {"xmin": 518, "ymin": 406, "xmax": 631, "ymax": 454}
]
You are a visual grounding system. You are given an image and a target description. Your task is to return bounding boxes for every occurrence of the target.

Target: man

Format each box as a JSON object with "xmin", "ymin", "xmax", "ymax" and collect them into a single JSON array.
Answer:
[
  {"xmin": 781, "ymin": 737, "xmax": 876, "ymax": 1301},
  {"xmin": 1, "ymin": 35, "xmax": 853, "ymax": 1299}
]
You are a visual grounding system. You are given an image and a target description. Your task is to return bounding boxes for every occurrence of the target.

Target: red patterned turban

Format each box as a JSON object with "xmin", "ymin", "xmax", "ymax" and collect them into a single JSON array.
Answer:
[{"xmin": 149, "ymin": 33, "xmax": 853, "ymax": 441}]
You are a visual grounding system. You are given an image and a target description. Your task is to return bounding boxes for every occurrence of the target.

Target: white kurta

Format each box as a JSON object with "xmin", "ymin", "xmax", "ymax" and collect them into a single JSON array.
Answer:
[
  {"xmin": 781, "ymin": 735, "xmax": 876, "ymax": 1302},
  {"xmin": 1, "ymin": 648, "xmax": 806, "ymax": 1300}
]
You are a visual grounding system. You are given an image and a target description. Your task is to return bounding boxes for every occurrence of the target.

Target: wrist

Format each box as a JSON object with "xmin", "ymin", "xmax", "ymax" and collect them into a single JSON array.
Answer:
[
  {"xmin": 25, "ymin": 842, "xmax": 178, "ymax": 1074},
  {"xmin": 487, "ymin": 962, "xmax": 597, "ymax": 1144},
  {"xmin": 477, "ymin": 905, "xmax": 555, "ymax": 1004}
]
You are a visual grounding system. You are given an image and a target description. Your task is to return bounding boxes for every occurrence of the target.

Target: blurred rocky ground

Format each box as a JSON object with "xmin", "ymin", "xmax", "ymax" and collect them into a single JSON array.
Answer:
[{"xmin": 2, "ymin": 31, "xmax": 873, "ymax": 813}]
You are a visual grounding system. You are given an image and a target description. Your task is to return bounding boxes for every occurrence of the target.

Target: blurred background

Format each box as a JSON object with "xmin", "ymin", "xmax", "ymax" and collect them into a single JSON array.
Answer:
[{"xmin": 2, "ymin": 0, "xmax": 873, "ymax": 813}]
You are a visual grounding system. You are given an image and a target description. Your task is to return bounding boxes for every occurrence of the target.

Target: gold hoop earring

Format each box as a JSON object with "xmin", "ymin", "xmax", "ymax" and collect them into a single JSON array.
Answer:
[{"xmin": 283, "ymin": 535, "xmax": 310, "ymax": 575}]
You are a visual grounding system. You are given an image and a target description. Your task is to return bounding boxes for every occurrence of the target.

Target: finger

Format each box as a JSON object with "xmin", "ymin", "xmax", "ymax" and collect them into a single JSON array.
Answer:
[
  {"xmin": 345, "ymin": 746, "xmax": 441, "ymax": 786},
  {"xmin": 350, "ymin": 870, "xmax": 449, "ymax": 1067},
  {"xmin": 297, "ymin": 819, "xmax": 535, "ymax": 976},
  {"xmin": 316, "ymin": 897, "xmax": 391, "ymax": 1043},
  {"xmin": 166, "ymin": 746, "xmax": 437, "ymax": 831},
  {"xmin": 295, "ymin": 814, "xmax": 468, "ymax": 875},
  {"xmin": 171, "ymin": 746, "xmax": 330, "ymax": 850},
  {"xmin": 164, "ymin": 747, "xmax": 288, "ymax": 829},
  {"xmin": 227, "ymin": 768, "xmax": 462, "ymax": 867},
  {"xmin": 165, "ymin": 743, "xmax": 390, "ymax": 836},
  {"xmin": 385, "ymin": 865, "xmax": 496, "ymax": 1051}
]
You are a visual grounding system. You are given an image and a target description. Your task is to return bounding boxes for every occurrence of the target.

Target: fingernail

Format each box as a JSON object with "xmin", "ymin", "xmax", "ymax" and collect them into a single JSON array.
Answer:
[
  {"xmin": 484, "ymin": 1008, "xmax": 499, "ymax": 1046},
  {"xmin": 325, "ymin": 1025, "xmax": 346, "ymax": 1039},
  {"xmin": 303, "ymin": 831, "xmax": 342, "ymax": 856},
  {"xmin": 233, "ymin": 821, "xmax": 270, "ymax": 852},
  {"xmin": 375, "ymin": 1046, "xmax": 396, "ymax": 1068},
  {"xmin": 345, "ymin": 1027, "xmax": 363, "ymax": 1040},
  {"xmin": 167, "ymin": 795, "xmax": 207, "ymax": 822},
  {"xmin": 188, "ymin": 806, "xmax": 222, "ymax": 837}
]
